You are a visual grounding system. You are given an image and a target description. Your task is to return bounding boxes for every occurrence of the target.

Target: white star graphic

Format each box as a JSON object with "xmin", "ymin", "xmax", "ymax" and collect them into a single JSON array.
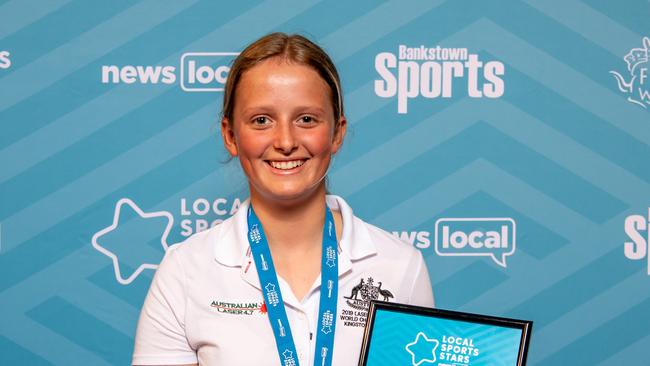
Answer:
[
  {"xmin": 282, "ymin": 349, "xmax": 293, "ymax": 359},
  {"xmin": 405, "ymin": 332, "xmax": 439, "ymax": 366},
  {"xmin": 91, "ymin": 198, "xmax": 173, "ymax": 285},
  {"xmin": 265, "ymin": 283, "xmax": 276, "ymax": 292}
]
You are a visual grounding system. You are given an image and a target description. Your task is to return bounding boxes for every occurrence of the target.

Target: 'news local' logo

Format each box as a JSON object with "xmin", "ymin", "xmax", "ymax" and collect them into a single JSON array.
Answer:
[
  {"xmin": 374, "ymin": 45, "xmax": 505, "ymax": 114},
  {"xmin": 624, "ymin": 208, "xmax": 650, "ymax": 274},
  {"xmin": 101, "ymin": 52, "xmax": 239, "ymax": 92},
  {"xmin": 434, "ymin": 218, "xmax": 516, "ymax": 268},
  {"xmin": 0, "ymin": 50, "xmax": 11, "ymax": 69}
]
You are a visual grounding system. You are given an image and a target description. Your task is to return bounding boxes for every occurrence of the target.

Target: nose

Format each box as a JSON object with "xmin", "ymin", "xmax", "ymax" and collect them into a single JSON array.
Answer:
[{"xmin": 273, "ymin": 120, "xmax": 298, "ymax": 154}]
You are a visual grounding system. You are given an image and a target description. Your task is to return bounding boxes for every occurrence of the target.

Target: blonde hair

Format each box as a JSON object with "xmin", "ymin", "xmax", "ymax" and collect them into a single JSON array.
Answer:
[{"xmin": 222, "ymin": 32, "xmax": 344, "ymax": 126}]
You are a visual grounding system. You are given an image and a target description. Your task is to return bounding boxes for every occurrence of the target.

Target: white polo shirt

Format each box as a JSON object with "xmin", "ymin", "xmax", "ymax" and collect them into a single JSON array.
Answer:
[{"xmin": 132, "ymin": 195, "xmax": 434, "ymax": 366}]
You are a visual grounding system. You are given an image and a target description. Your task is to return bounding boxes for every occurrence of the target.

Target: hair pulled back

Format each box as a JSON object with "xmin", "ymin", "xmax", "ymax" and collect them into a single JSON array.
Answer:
[{"xmin": 221, "ymin": 33, "xmax": 344, "ymax": 125}]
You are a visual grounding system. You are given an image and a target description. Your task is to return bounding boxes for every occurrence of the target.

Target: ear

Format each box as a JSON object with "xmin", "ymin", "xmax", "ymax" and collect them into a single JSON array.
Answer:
[
  {"xmin": 221, "ymin": 117, "xmax": 238, "ymax": 157},
  {"xmin": 331, "ymin": 115, "xmax": 347, "ymax": 154}
]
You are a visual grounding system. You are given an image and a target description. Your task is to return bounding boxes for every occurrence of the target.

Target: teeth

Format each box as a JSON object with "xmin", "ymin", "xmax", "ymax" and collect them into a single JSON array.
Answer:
[{"xmin": 270, "ymin": 160, "xmax": 305, "ymax": 170}]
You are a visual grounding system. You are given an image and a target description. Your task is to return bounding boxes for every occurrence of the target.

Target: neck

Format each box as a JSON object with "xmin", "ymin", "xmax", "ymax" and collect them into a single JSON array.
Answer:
[{"xmin": 250, "ymin": 185, "xmax": 328, "ymax": 253}]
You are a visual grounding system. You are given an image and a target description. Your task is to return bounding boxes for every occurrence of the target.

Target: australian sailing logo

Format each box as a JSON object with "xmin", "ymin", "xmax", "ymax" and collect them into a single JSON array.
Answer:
[
  {"xmin": 210, "ymin": 300, "xmax": 266, "ymax": 315},
  {"xmin": 344, "ymin": 277, "xmax": 394, "ymax": 310},
  {"xmin": 610, "ymin": 36, "xmax": 650, "ymax": 109}
]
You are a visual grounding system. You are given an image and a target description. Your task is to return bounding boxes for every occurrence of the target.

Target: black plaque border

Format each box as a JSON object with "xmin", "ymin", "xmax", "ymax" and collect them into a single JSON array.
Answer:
[{"xmin": 358, "ymin": 300, "xmax": 533, "ymax": 366}]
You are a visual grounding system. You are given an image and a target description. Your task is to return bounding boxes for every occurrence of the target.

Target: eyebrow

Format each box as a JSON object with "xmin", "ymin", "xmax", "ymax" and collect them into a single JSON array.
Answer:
[
  {"xmin": 241, "ymin": 106, "xmax": 273, "ymax": 116},
  {"xmin": 295, "ymin": 106, "xmax": 327, "ymax": 115},
  {"xmin": 241, "ymin": 106, "xmax": 328, "ymax": 116}
]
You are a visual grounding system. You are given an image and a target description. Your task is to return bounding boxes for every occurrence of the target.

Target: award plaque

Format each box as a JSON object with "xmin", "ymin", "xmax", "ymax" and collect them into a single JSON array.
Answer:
[{"xmin": 358, "ymin": 301, "xmax": 532, "ymax": 366}]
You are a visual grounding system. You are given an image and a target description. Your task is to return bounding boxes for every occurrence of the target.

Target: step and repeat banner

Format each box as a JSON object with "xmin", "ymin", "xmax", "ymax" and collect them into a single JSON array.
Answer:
[{"xmin": 1, "ymin": 0, "xmax": 649, "ymax": 365}]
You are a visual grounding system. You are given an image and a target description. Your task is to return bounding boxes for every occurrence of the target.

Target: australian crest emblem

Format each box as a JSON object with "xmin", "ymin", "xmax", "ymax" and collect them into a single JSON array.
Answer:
[{"xmin": 344, "ymin": 277, "xmax": 394, "ymax": 310}]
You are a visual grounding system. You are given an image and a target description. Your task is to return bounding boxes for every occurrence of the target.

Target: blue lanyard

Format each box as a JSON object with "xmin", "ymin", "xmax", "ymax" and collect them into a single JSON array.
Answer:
[{"xmin": 247, "ymin": 204, "xmax": 338, "ymax": 366}]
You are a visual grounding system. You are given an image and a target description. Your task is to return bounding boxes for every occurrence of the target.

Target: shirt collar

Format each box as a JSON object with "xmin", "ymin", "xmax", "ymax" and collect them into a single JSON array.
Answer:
[
  {"xmin": 326, "ymin": 194, "xmax": 377, "ymax": 261},
  {"xmin": 213, "ymin": 194, "xmax": 377, "ymax": 268}
]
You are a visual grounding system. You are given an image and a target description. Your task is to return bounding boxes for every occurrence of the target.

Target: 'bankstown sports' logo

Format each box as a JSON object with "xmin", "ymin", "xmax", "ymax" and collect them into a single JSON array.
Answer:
[
  {"xmin": 435, "ymin": 218, "xmax": 516, "ymax": 268},
  {"xmin": 610, "ymin": 37, "xmax": 650, "ymax": 108},
  {"xmin": 101, "ymin": 52, "xmax": 239, "ymax": 92},
  {"xmin": 374, "ymin": 44, "xmax": 505, "ymax": 114},
  {"xmin": 624, "ymin": 208, "xmax": 650, "ymax": 275}
]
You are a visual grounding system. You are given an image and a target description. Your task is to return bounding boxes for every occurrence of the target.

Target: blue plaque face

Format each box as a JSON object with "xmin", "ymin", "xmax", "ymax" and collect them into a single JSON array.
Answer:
[{"xmin": 359, "ymin": 302, "xmax": 532, "ymax": 366}]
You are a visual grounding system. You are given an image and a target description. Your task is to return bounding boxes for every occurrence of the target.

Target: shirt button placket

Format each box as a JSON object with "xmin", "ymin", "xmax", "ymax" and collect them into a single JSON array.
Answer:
[{"xmin": 299, "ymin": 311, "xmax": 310, "ymax": 365}]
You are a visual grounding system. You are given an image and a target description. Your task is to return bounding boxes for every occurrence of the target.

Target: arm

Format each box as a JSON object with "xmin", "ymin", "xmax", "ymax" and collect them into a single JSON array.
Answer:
[{"xmin": 132, "ymin": 246, "xmax": 199, "ymax": 366}]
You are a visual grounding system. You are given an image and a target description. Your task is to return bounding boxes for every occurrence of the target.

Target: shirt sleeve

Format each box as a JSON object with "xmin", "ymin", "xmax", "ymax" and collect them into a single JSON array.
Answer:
[
  {"xmin": 132, "ymin": 246, "xmax": 198, "ymax": 366},
  {"xmin": 407, "ymin": 250, "xmax": 435, "ymax": 308}
]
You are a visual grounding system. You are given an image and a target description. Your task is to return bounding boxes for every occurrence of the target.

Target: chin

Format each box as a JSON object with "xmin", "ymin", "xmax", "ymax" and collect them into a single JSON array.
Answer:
[
  {"xmin": 271, "ymin": 189, "xmax": 316, "ymax": 202},
  {"xmin": 260, "ymin": 183, "xmax": 326, "ymax": 204}
]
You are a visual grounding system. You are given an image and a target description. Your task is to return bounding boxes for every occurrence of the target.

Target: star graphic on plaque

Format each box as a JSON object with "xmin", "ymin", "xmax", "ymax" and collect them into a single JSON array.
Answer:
[{"xmin": 405, "ymin": 332, "xmax": 439, "ymax": 366}]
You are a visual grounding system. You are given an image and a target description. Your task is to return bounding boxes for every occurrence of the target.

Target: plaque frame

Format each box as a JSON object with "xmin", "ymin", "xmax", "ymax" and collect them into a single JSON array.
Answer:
[{"xmin": 358, "ymin": 300, "xmax": 533, "ymax": 366}]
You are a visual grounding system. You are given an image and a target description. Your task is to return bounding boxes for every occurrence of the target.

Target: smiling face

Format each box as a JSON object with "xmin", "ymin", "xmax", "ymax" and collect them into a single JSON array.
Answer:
[{"xmin": 222, "ymin": 58, "xmax": 346, "ymax": 206}]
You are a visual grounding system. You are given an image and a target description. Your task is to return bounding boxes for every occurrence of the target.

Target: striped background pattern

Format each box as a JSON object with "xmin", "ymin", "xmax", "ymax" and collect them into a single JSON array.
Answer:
[{"xmin": 1, "ymin": 0, "xmax": 649, "ymax": 364}]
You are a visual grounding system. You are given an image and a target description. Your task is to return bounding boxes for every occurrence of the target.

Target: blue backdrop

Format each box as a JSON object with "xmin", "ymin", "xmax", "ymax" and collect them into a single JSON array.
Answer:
[{"xmin": 1, "ymin": 0, "xmax": 649, "ymax": 364}]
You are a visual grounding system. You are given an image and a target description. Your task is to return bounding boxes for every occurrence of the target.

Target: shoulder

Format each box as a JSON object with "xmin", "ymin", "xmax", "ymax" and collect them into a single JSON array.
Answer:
[
  {"xmin": 162, "ymin": 202, "xmax": 249, "ymax": 270},
  {"xmin": 358, "ymin": 217, "xmax": 423, "ymax": 261},
  {"xmin": 158, "ymin": 220, "xmax": 228, "ymax": 277},
  {"xmin": 342, "ymin": 208, "xmax": 434, "ymax": 307},
  {"xmin": 328, "ymin": 194, "xmax": 422, "ymax": 262},
  {"xmin": 166, "ymin": 224, "xmax": 220, "ymax": 259}
]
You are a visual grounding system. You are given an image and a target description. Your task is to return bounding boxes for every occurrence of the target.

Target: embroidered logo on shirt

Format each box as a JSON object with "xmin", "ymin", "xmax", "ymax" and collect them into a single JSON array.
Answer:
[
  {"xmin": 210, "ymin": 300, "xmax": 266, "ymax": 315},
  {"xmin": 345, "ymin": 277, "xmax": 394, "ymax": 304},
  {"xmin": 341, "ymin": 277, "xmax": 394, "ymax": 327}
]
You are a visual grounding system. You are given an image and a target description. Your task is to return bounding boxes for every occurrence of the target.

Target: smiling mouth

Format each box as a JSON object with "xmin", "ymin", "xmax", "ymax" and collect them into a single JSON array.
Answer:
[{"xmin": 266, "ymin": 159, "xmax": 307, "ymax": 170}]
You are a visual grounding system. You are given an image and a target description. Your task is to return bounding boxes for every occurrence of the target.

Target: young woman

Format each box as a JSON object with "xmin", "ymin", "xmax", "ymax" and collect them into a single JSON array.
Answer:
[{"xmin": 132, "ymin": 33, "xmax": 434, "ymax": 366}]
